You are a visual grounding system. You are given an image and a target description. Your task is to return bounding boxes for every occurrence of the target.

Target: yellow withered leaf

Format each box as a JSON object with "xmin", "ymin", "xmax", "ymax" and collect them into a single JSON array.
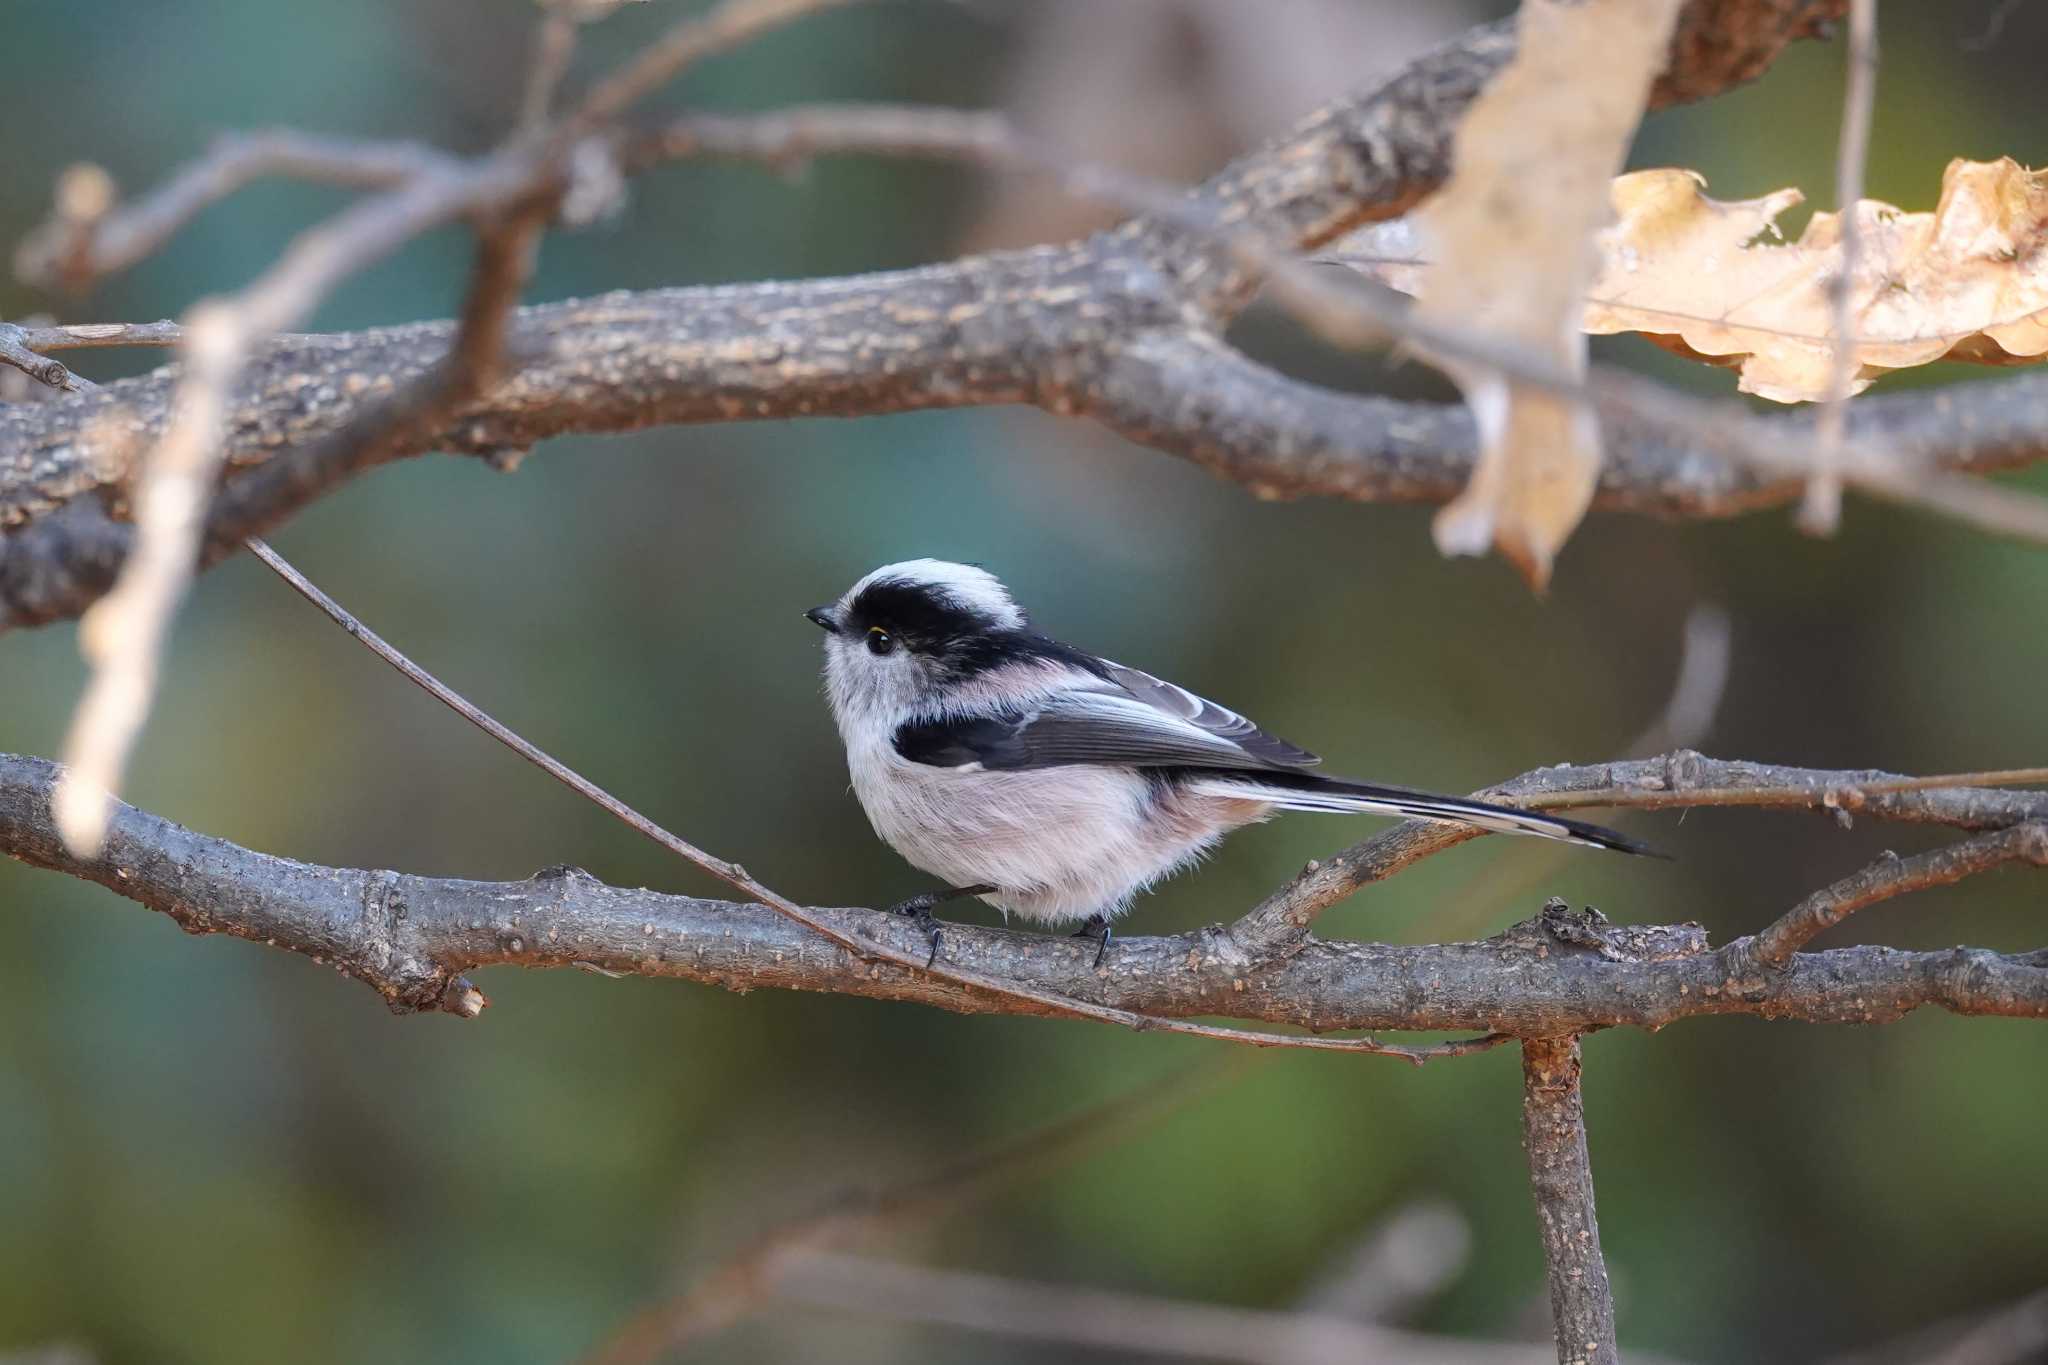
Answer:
[
  {"xmin": 1585, "ymin": 158, "xmax": 2048, "ymax": 401},
  {"xmin": 1408, "ymin": 0, "xmax": 1685, "ymax": 590},
  {"xmin": 1338, "ymin": 157, "xmax": 2048, "ymax": 405}
]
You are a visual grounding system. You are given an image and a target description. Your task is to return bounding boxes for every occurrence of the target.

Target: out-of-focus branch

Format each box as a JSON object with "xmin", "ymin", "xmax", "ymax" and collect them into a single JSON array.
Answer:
[
  {"xmin": 2, "ymin": 1, "xmax": 1882, "ymax": 639},
  {"xmin": 7, "ymin": 320, "xmax": 185, "ymax": 351},
  {"xmin": 33, "ymin": 0, "xmax": 868, "ymax": 860},
  {"xmin": 46, "ymin": 149, "xmax": 546, "ymax": 856},
  {"xmin": 12, "ymin": 135, "xmax": 457, "ymax": 293},
  {"xmin": 4, "ymin": 750, "xmax": 2044, "ymax": 1034},
  {"xmin": 774, "ymin": 1251, "xmax": 1632, "ymax": 1365},
  {"xmin": 584, "ymin": 1058, "xmax": 1248, "ymax": 1364},
  {"xmin": 1802, "ymin": 0, "xmax": 1879, "ymax": 534},
  {"xmin": 1519, "ymin": 1036, "xmax": 1617, "ymax": 1365},
  {"xmin": 201, "ymin": 200, "xmax": 551, "ymax": 552}
]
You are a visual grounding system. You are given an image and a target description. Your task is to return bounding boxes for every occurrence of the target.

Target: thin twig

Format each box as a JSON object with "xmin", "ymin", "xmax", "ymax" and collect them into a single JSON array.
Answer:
[
  {"xmin": 775, "ymin": 1251, "xmax": 1620, "ymax": 1365},
  {"xmin": 1291, "ymin": 1200, "xmax": 1472, "ymax": 1325},
  {"xmin": 42, "ymin": 0, "xmax": 865, "ymax": 859},
  {"xmin": 567, "ymin": 0, "xmax": 868, "ymax": 132},
  {"xmin": 13, "ymin": 133, "xmax": 459, "ymax": 293},
  {"xmin": 1625, "ymin": 603, "xmax": 1733, "ymax": 757},
  {"xmin": 9, "ymin": 320, "xmax": 186, "ymax": 351},
  {"xmin": 1800, "ymin": 0, "xmax": 1878, "ymax": 535},
  {"xmin": 203, "ymin": 197, "xmax": 553, "ymax": 549},
  {"xmin": 583, "ymin": 1056, "xmax": 1251, "ymax": 1364},
  {"xmin": 242, "ymin": 537, "xmax": 1497, "ymax": 1060},
  {"xmin": 0, "ymin": 323, "xmax": 93, "ymax": 394},
  {"xmin": 1748, "ymin": 823, "xmax": 2048, "ymax": 969},
  {"xmin": 50, "ymin": 151, "xmax": 539, "ymax": 857},
  {"xmin": 1230, "ymin": 755, "xmax": 2048, "ymax": 955},
  {"xmin": 1520, "ymin": 1035, "xmax": 1616, "ymax": 1365},
  {"xmin": 521, "ymin": 5, "xmax": 584, "ymax": 133}
]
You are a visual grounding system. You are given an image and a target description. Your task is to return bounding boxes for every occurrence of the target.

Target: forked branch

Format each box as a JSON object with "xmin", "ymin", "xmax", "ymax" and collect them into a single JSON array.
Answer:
[{"xmin": 3, "ymin": 750, "xmax": 2042, "ymax": 1038}]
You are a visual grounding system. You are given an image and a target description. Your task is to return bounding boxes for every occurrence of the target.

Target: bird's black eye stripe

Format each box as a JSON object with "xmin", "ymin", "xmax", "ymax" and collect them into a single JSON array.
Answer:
[{"xmin": 867, "ymin": 627, "xmax": 895, "ymax": 656}]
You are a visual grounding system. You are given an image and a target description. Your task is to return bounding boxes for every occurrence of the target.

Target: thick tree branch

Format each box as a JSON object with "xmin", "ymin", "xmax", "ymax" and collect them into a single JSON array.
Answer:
[
  {"xmin": 0, "ymin": 1, "xmax": 1865, "ymax": 634},
  {"xmin": 1520, "ymin": 1036, "xmax": 1617, "ymax": 1365},
  {"xmin": 5, "ymin": 752, "xmax": 2043, "ymax": 1035}
]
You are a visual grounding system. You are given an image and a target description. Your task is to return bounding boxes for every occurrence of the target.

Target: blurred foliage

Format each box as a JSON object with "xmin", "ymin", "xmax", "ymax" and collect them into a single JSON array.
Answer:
[{"xmin": 4, "ymin": 2, "xmax": 2047, "ymax": 1362}]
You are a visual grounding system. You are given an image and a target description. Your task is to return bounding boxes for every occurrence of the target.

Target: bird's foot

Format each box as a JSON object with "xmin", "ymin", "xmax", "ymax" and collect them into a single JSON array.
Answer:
[
  {"xmin": 884, "ymin": 884, "xmax": 995, "ymax": 970},
  {"xmin": 1071, "ymin": 913, "xmax": 1114, "ymax": 969}
]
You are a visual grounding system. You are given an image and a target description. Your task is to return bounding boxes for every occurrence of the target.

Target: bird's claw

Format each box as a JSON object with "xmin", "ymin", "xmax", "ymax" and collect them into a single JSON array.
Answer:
[
  {"xmin": 884, "ymin": 891, "xmax": 947, "ymax": 969},
  {"xmin": 1072, "ymin": 913, "xmax": 1113, "ymax": 968}
]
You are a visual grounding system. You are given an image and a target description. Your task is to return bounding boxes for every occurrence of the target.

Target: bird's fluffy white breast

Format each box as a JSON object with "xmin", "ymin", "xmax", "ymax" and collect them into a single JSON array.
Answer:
[{"xmin": 837, "ymin": 717, "xmax": 1270, "ymax": 924}]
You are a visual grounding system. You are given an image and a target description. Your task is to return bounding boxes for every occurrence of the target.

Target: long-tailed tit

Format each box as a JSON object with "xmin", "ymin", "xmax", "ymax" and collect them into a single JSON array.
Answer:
[{"xmin": 809, "ymin": 559, "xmax": 1648, "ymax": 963}]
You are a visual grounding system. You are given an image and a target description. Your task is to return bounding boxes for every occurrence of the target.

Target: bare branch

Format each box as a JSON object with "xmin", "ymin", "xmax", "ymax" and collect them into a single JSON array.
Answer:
[
  {"xmin": 13, "ymin": 134, "xmax": 458, "ymax": 294},
  {"xmin": 1, "ymin": 2, "xmax": 1887, "ymax": 639},
  {"xmin": 38, "ymin": 0, "xmax": 871, "ymax": 859},
  {"xmin": 1746, "ymin": 824, "xmax": 2048, "ymax": 969},
  {"xmin": 584, "ymin": 1058, "xmax": 1247, "ymax": 1363},
  {"xmin": 521, "ymin": 5, "xmax": 584, "ymax": 134},
  {"xmin": 4, "ymin": 751, "xmax": 2044, "ymax": 1035},
  {"xmin": 1520, "ymin": 1036, "xmax": 1617, "ymax": 1365},
  {"xmin": 1624, "ymin": 603, "xmax": 1733, "ymax": 756},
  {"xmin": 568, "ymin": 0, "xmax": 867, "ymax": 131},
  {"xmin": 9, "ymin": 320, "xmax": 185, "ymax": 351},
  {"xmin": 49, "ymin": 149, "xmax": 544, "ymax": 856},
  {"xmin": 775, "ymin": 1251, "xmax": 1610, "ymax": 1365},
  {"xmin": 0, "ymin": 323, "xmax": 93, "ymax": 395},
  {"xmin": 202, "ymin": 203, "xmax": 552, "ymax": 550},
  {"xmin": 1802, "ymin": 0, "xmax": 1879, "ymax": 534},
  {"xmin": 1229, "ymin": 752, "xmax": 2048, "ymax": 955},
  {"xmin": 241, "ymin": 538, "xmax": 1489, "ymax": 1060}
]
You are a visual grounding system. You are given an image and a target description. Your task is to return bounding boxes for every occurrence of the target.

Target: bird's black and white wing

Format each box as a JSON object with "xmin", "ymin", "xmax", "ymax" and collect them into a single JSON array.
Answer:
[
  {"xmin": 1094, "ymin": 661, "xmax": 1320, "ymax": 768},
  {"xmin": 890, "ymin": 650, "xmax": 1654, "ymax": 858},
  {"xmin": 893, "ymin": 655, "xmax": 1319, "ymax": 774}
]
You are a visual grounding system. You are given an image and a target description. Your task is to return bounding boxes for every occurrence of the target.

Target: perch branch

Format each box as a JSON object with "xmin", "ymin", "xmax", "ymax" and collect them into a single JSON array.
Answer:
[
  {"xmin": 4, "ymin": 751, "xmax": 2044, "ymax": 1035},
  {"xmin": 1520, "ymin": 1036, "xmax": 1617, "ymax": 1365},
  {"xmin": 242, "ymin": 538, "xmax": 1487, "ymax": 1059}
]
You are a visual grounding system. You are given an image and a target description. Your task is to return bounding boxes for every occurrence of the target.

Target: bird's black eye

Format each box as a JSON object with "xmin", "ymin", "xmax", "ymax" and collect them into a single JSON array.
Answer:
[{"xmin": 866, "ymin": 628, "xmax": 895, "ymax": 656}]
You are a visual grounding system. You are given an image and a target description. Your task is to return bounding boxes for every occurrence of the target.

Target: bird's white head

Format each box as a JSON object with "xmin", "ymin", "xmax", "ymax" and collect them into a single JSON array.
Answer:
[{"xmin": 806, "ymin": 560, "xmax": 1028, "ymax": 731}]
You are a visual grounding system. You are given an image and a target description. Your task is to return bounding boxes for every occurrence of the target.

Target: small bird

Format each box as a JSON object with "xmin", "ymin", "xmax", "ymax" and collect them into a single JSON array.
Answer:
[{"xmin": 808, "ymin": 559, "xmax": 1648, "ymax": 963}]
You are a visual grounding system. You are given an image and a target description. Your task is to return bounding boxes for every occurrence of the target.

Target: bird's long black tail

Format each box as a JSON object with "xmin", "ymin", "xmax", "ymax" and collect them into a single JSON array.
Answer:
[{"xmin": 1185, "ymin": 770, "xmax": 1656, "ymax": 856}]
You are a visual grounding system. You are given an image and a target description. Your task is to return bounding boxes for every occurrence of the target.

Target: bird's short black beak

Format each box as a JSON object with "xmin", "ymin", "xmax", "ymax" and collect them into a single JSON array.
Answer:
[{"xmin": 804, "ymin": 606, "xmax": 840, "ymax": 634}]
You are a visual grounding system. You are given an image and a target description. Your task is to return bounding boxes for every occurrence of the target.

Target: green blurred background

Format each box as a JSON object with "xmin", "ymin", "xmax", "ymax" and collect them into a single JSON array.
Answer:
[{"xmin": 4, "ymin": 2, "xmax": 2046, "ymax": 1361}]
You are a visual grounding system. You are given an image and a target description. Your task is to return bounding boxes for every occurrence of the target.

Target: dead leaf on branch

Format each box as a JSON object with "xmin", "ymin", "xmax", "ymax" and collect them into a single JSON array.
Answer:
[
  {"xmin": 1338, "ymin": 157, "xmax": 2048, "ymax": 404},
  {"xmin": 1407, "ymin": 0, "xmax": 1686, "ymax": 591}
]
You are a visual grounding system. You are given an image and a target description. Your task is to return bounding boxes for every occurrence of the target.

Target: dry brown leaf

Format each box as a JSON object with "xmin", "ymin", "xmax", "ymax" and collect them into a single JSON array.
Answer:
[
  {"xmin": 1587, "ymin": 158, "xmax": 2048, "ymax": 401},
  {"xmin": 1410, "ymin": 0, "xmax": 1685, "ymax": 589},
  {"xmin": 1340, "ymin": 157, "xmax": 2048, "ymax": 404}
]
